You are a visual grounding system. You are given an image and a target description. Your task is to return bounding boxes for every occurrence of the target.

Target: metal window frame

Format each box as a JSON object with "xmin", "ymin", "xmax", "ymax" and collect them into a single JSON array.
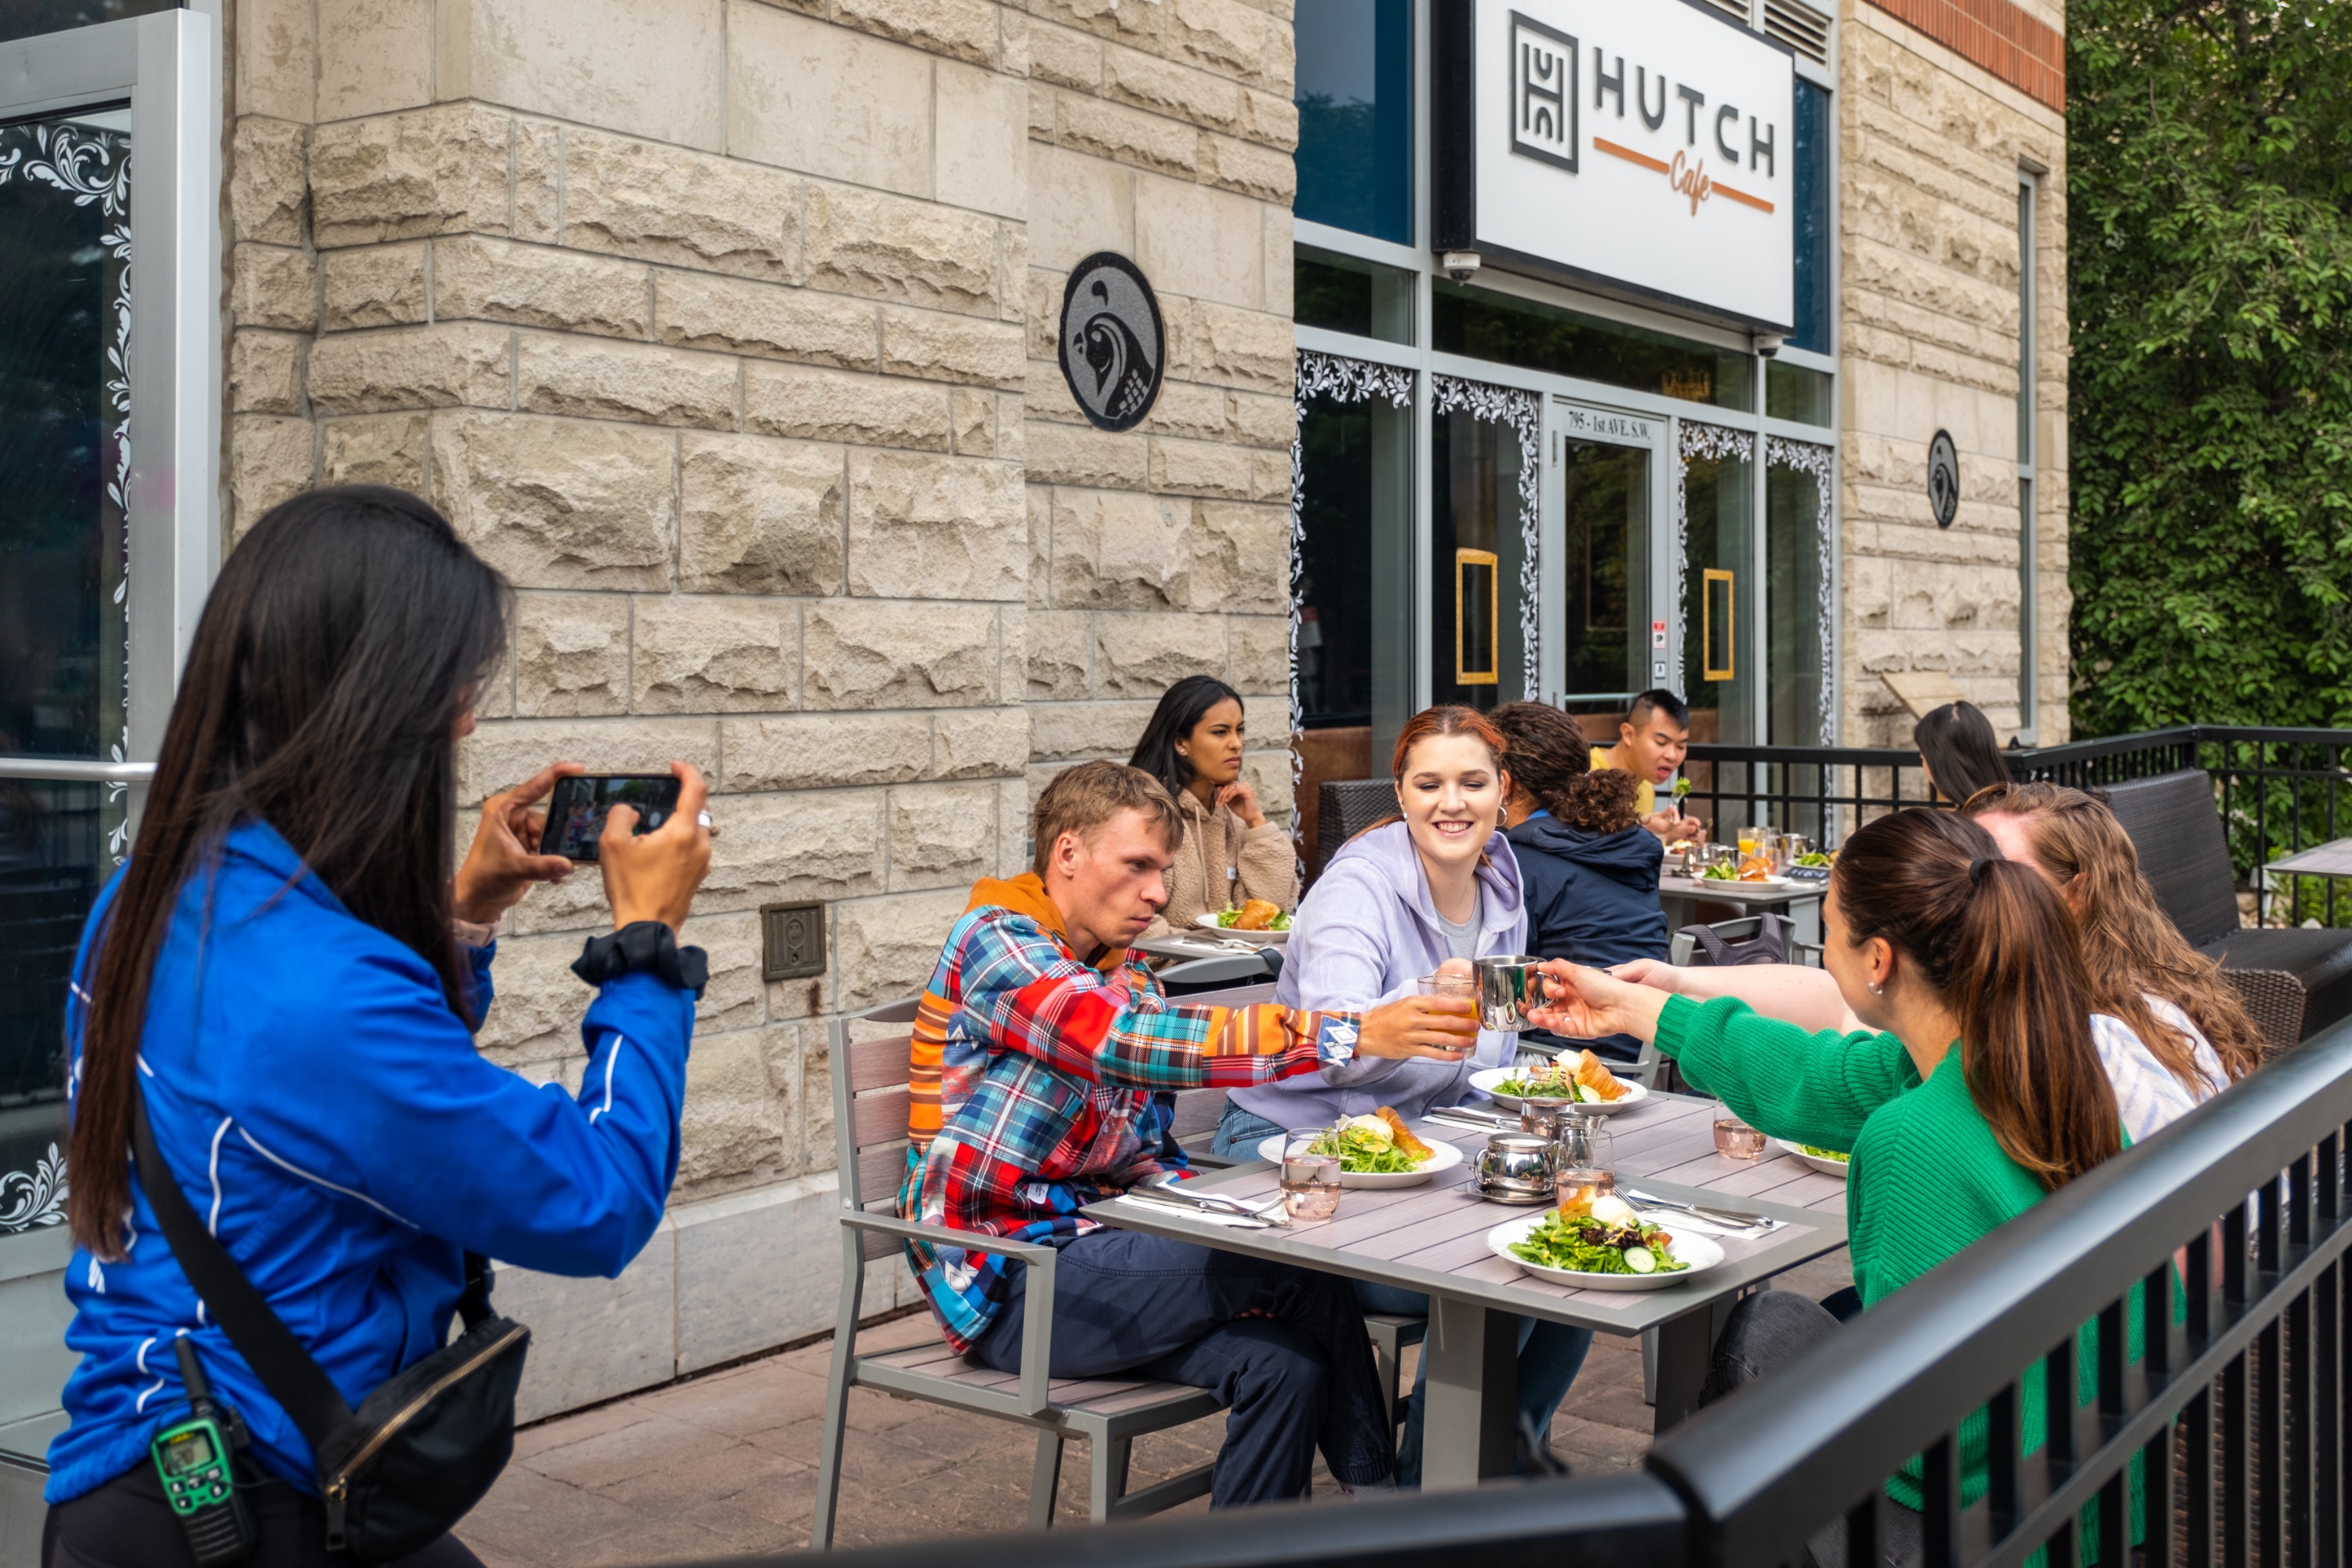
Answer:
[
  {"xmin": 0, "ymin": 8, "xmax": 222, "ymax": 807},
  {"xmin": 2016, "ymin": 170, "xmax": 2040, "ymax": 744},
  {"xmin": 1293, "ymin": 0, "xmax": 1838, "ymax": 739}
]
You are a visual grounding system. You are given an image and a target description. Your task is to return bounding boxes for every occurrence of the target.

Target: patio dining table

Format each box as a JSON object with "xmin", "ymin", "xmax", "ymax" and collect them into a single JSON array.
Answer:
[{"xmin": 1083, "ymin": 1088, "xmax": 1849, "ymax": 1490}]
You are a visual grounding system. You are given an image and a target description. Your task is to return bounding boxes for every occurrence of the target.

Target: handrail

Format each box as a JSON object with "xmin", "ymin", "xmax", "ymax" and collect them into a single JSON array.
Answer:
[
  {"xmin": 1650, "ymin": 1015, "xmax": 2352, "ymax": 1568},
  {"xmin": 0, "ymin": 757, "xmax": 154, "ymax": 785}
]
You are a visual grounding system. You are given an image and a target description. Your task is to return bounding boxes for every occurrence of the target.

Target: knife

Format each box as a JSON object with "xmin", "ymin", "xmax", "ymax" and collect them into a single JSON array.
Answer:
[
  {"xmin": 1624, "ymin": 1189, "xmax": 1773, "ymax": 1228},
  {"xmin": 1147, "ymin": 1179, "xmax": 1281, "ymax": 1218},
  {"xmin": 1120, "ymin": 1193, "xmax": 1277, "ymax": 1228}
]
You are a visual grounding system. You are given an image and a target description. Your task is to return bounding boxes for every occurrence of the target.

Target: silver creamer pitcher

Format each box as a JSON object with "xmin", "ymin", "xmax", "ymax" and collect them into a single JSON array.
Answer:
[{"xmin": 1471, "ymin": 954, "xmax": 1550, "ymax": 1033}]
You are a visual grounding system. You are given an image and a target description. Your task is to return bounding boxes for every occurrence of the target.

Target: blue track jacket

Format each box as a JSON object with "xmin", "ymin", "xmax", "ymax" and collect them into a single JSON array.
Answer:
[{"xmin": 45, "ymin": 821, "xmax": 696, "ymax": 1504}]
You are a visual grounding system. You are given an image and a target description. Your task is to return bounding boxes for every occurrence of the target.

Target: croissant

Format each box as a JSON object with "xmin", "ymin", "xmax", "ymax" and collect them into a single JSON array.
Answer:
[
  {"xmin": 1573, "ymin": 1048, "xmax": 1628, "ymax": 1102},
  {"xmin": 1374, "ymin": 1105, "xmax": 1436, "ymax": 1162},
  {"xmin": 1232, "ymin": 898, "xmax": 1282, "ymax": 931}
]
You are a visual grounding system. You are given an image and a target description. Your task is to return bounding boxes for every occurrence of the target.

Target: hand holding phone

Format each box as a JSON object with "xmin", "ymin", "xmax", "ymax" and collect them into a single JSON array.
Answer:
[
  {"xmin": 594, "ymin": 762, "xmax": 712, "ymax": 934},
  {"xmin": 454, "ymin": 761, "xmax": 585, "ymax": 925}
]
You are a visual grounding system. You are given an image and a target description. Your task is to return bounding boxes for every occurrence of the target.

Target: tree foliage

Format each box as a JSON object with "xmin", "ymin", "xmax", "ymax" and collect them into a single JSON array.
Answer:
[{"xmin": 2068, "ymin": 0, "xmax": 2352, "ymax": 734}]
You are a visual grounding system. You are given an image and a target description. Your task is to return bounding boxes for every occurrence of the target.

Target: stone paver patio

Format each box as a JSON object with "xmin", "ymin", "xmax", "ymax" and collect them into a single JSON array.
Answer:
[{"xmin": 456, "ymin": 1251, "xmax": 1851, "ymax": 1564}]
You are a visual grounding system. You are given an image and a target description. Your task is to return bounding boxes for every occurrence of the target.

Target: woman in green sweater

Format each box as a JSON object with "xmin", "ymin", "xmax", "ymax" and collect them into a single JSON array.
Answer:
[{"xmin": 1527, "ymin": 808, "xmax": 2135, "ymax": 1566}]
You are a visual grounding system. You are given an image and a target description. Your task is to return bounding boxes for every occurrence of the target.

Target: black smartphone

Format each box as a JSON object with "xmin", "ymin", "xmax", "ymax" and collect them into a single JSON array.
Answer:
[{"xmin": 543, "ymin": 775, "xmax": 684, "ymax": 862}]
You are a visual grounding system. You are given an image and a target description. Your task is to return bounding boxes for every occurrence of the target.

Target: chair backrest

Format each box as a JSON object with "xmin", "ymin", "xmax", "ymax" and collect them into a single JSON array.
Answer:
[
  {"xmin": 1317, "ymin": 779, "xmax": 1397, "ymax": 877},
  {"xmin": 1162, "ymin": 982, "xmax": 1279, "ymax": 1147},
  {"xmin": 2096, "ymin": 768, "xmax": 2240, "ymax": 947},
  {"xmin": 830, "ymin": 996, "xmax": 922, "ymax": 1261},
  {"xmin": 1159, "ymin": 952, "xmax": 1274, "ymax": 994},
  {"xmin": 1669, "ymin": 913, "xmax": 1791, "ymax": 967}
]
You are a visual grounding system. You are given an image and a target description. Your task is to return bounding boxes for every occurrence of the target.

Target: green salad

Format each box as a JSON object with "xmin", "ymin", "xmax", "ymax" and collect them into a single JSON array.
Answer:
[
  {"xmin": 1796, "ymin": 851, "xmax": 1832, "ymax": 868},
  {"xmin": 1492, "ymin": 1069, "xmax": 1612, "ymax": 1104},
  {"xmin": 1700, "ymin": 861, "xmax": 1737, "ymax": 881},
  {"xmin": 1798, "ymin": 1143, "xmax": 1850, "ymax": 1163},
  {"xmin": 1214, "ymin": 909, "xmax": 1294, "ymax": 931},
  {"xmin": 1310, "ymin": 1119, "xmax": 1427, "ymax": 1174},
  {"xmin": 1509, "ymin": 1210, "xmax": 1689, "ymax": 1276}
]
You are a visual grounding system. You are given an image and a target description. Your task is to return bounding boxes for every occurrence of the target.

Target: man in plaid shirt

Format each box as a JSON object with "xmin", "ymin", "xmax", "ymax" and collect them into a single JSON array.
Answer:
[{"xmin": 900, "ymin": 761, "xmax": 1478, "ymax": 1504}]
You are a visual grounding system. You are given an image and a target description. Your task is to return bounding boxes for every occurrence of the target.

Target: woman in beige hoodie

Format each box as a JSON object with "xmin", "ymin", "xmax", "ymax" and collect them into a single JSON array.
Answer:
[{"xmin": 1128, "ymin": 674, "xmax": 1298, "ymax": 937}]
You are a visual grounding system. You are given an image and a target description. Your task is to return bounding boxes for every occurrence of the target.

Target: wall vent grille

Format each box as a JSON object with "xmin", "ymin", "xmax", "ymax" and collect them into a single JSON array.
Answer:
[{"xmin": 1764, "ymin": 0, "xmax": 1832, "ymax": 64}]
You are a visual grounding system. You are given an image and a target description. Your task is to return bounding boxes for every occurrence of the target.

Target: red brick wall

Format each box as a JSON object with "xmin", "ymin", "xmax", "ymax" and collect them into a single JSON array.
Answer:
[{"xmin": 1864, "ymin": 0, "xmax": 2065, "ymax": 111}]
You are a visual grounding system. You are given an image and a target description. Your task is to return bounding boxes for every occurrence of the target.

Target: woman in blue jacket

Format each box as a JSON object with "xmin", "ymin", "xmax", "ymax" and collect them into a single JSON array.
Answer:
[{"xmin": 42, "ymin": 487, "xmax": 711, "ymax": 1566}]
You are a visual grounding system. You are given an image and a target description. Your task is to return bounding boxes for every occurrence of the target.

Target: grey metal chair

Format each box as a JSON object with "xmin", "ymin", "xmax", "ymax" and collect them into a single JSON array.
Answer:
[
  {"xmin": 1158, "ymin": 951, "xmax": 1275, "ymax": 995},
  {"xmin": 810, "ymin": 998, "xmax": 1225, "ymax": 1545},
  {"xmin": 2099, "ymin": 768, "xmax": 2352, "ymax": 1049}
]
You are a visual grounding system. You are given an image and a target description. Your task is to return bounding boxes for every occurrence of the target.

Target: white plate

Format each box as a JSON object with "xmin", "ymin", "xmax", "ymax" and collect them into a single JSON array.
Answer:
[
  {"xmin": 1689, "ymin": 874, "xmax": 1798, "ymax": 889},
  {"xmin": 1258, "ymin": 1133, "xmax": 1465, "ymax": 1189},
  {"xmin": 1195, "ymin": 913, "xmax": 1290, "ymax": 944},
  {"xmin": 1470, "ymin": 1068, "xmax": 1647, "ymax": 1116},
  {"xmin": 1774, "ymin": 1138, "xmax": 1850, "ymax": 1178},
  {"xmin": 1486, "ymin": 1215, "xmax": 1726, "ymax": 1291}
]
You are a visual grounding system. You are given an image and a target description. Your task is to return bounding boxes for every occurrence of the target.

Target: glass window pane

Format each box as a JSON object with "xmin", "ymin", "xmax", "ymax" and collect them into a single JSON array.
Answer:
[
  {"xmin": 1294, "ymin": 0, "xmax": 1412, "ymax": 244},
  {"xmin": 1295, "ymin": 248, "xmax": 1414, "ymax": 344},
  {"xmin": 0, "ymin": 0, "xmax": 176, "ymax": 46},
  {"xmin": 0, "ymin": 109, "xmax": 134, "ymax": 1240},
  {"xmin": 1680, "ymin": 435, "xmax": 1755, "ymax": 743},
  {"xmin": 1766, "ymin": 361, "xmax": 1834, "ymax": 426},
  {"xmin": 1296, "ymin": 382, "xmax": 1413, "ymax": 864},
  {"xmin": 1434, "ymin": 283, "xmax": 1755, "ymax": 412},
  {"xmin": 1431, "ymin": 409, "xmax": 1528, "ymax": 711},
  {"xmin": 1790, "ymin": 79, "xmax": 1832, "ymax": 355},
  {"xmin": 1560, "ymin": 441, "xmax": 1650, "ymax": 700}
]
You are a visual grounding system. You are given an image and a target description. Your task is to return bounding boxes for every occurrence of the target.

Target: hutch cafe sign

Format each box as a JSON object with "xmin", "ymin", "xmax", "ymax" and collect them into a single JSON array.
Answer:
[{"xmin": 1435, "ymin": 0, "xmax": 1797, "ymax": 332}]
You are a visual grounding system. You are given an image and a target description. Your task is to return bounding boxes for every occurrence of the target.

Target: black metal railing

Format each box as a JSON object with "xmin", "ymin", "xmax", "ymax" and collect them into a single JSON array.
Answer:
[
  {"xmin": 1684, "ymin": 725, "xmax": 2352, "ymax": 927},
  {"xmin": 640, "ymin": 1019, "xmax": 2352, "ymax": 1568}
]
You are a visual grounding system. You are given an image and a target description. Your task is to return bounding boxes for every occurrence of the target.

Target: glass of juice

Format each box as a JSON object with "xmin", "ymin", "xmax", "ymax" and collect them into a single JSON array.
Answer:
[
  {"xmin": 1553, "ymin": 1115, "xmax": 1614, "ymax": 1216},
  {"xmin": 1279, "ymin": 1130, "xmax": 1344, "ymax": 1222}
]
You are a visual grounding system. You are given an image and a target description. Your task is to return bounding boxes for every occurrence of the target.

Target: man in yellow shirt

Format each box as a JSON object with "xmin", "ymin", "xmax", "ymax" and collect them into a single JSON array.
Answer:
[{"xmin": 1592, "ymin": 689, "xmax": 1706, "ymax": 845}]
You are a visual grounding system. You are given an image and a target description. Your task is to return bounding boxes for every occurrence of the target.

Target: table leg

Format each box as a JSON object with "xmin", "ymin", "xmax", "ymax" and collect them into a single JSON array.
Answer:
[
  {"xmin": 1419, "ymin": 1296, "xmax": 1518, "ymax": 1489},
  {"xmin": 1651, "ymin": 1296, "xmax": 1739, "ymax": 1432}
]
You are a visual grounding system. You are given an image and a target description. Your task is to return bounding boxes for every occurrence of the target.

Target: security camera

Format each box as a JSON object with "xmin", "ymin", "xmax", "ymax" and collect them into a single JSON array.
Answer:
[
  {"xmin": 1754, "ymin": 332, "xmax": 1785, "ymax": 359},
  {"xmin": 1442, "ymin": 251, "xmax": 1481, "ymax": 284}
]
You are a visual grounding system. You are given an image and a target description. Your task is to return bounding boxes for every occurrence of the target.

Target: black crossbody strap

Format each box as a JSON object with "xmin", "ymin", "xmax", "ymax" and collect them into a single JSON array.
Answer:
[{"xmin": 130, "ymin": 1090, "xmax": 356, "ymax": 1445}]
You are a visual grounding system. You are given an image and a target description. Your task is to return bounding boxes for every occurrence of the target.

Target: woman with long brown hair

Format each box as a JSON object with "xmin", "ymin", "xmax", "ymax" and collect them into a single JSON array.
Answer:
[
  {"xmin": 42, "ymin": 488, "xmax": 712, "ymax": 1565},
  {"xmin": 1529, "ymin": 808, "xmax": 2143, "ymax": 1563},
  {"xmin": 1964, "ymin": 780, "xmax": 2264, "ymax": 1102}
]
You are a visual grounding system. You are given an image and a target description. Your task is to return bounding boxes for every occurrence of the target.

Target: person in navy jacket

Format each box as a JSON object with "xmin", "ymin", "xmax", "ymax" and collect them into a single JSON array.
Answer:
[
  {"xmin": 1490, "ymin": 703, "xmax": 1668, "ymax": 1062},
  {"xmin": 41, "ymin": 486, "xmax": 712, "ymax": 1566}
]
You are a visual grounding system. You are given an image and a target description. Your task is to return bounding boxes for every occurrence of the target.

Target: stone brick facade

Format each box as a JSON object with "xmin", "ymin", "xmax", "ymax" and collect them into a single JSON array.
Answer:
[
  {"xmin": 223, "ymin": 0, "xmax": 1297, "ymax": 1406},
  {"xmin": 1838, "ymin": 0, "xmax": 2070, "ymax": 745}
]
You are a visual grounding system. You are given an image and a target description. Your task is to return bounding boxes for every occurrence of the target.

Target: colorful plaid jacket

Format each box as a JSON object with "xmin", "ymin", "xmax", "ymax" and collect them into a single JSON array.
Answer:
[{"xmin": 899, "ymin": 874, "xmax": 1361, "ymax": 1352}]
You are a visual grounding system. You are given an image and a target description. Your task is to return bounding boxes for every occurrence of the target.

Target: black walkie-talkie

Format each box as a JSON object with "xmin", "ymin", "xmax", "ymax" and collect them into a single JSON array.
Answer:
[{"xmin": 150, "ymin": 1338, "xmax": 260, "ymax": 1564}]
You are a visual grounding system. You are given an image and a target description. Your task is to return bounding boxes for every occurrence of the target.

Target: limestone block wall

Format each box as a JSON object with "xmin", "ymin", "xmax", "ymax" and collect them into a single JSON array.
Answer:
[
  {"xmin": 1018, "ymin": 0, "xmax": 1301, "ymax": 811},
  {"xmin": 1837, "ymin": 0, "xmax": 2071, "ymax": 746},
  {"xmin": 221, "ymin": 0, "xmax": 1296, "ymax": 1403}
]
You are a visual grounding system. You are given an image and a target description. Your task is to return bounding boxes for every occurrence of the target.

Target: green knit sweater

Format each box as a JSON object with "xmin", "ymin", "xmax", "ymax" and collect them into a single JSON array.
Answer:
[{"xmin": 1657, "ymin": 994, "xmax": 2145, "ymax": 1541}]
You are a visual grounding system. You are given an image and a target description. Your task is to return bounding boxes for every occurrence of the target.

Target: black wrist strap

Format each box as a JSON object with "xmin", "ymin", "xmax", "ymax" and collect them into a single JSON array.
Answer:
[
  {"xmin": 572, "ymin": 920, "xmax": 708, "ymax": 997},
  {"xmin": 130, "ymin": 1091, "xmax": 500, "ymax": 1448}
]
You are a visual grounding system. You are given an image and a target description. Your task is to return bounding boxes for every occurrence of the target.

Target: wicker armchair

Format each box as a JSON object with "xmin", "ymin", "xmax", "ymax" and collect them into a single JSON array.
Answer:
[{"xmin": 2099, "ymin": 769, "xmax": 2352, "ymax": 1050}]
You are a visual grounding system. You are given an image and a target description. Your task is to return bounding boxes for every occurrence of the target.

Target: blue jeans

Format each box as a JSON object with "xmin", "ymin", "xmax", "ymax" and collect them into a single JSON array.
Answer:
[
  {"xmin": 1210, "ymin": 1099, "xmax": 1594, "ymax": 1485},
  {"xmin": 968, "ymin": 1229, "xmax": 1396, "ymax": 1504}
]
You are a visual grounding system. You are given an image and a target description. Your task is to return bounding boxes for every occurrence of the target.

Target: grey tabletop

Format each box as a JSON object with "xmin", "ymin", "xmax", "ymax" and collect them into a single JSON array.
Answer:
[
  {"xmin": 1658, "ymin": 873, "xmax": 1826, "ymax": 908},
  {"xmin": 1083, "ymin": 1088, "xmax": 1849, "ymax": 1340},
  {"xmin": 2265, "ymin": 837, "xmax": 2352, "ymax": 878}
]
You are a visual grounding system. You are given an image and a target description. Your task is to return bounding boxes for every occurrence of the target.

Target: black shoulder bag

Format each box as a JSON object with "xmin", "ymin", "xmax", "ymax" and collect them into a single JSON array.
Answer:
[{"xmin": 132, "ymin": 1092, "xmax": 530, "ymax": 1562}]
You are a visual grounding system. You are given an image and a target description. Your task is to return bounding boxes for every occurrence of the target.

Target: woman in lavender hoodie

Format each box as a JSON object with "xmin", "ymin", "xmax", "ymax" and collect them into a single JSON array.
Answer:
[{"xmin": 1210, "ymin": 705, "xmax": 1591, "ymax": 1482}]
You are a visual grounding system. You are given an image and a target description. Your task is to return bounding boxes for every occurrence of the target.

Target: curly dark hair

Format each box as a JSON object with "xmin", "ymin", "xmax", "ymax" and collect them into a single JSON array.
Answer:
[
  {"xmin": 1489, "ymin": 702, "xmax": 1588, "ymax": 808},
  {"xmin": 1553, "ymin": 768, "xmax": 1642, "ymax": 833}
]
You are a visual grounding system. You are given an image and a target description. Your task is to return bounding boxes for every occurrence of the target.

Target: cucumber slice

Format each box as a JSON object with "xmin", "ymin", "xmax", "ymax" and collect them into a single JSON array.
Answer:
[
  {"xmin": 1575, "ymin": 1082, "xmax": 1599, "ymax": 1103},
  {"xmin": 1623, "ymin": 1246, "xmax": 1656, "ymax": 1273}
]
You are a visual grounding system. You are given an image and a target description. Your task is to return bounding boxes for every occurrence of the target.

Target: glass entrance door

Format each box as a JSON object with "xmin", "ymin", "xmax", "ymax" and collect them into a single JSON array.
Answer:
[
  {"xmin": 0, "ymin": 107, "xmax": 134, "ymax": 1246},
  {"xmin": 1543, "ymin": 401, "xmax": 1665, "ymax": 725}
]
